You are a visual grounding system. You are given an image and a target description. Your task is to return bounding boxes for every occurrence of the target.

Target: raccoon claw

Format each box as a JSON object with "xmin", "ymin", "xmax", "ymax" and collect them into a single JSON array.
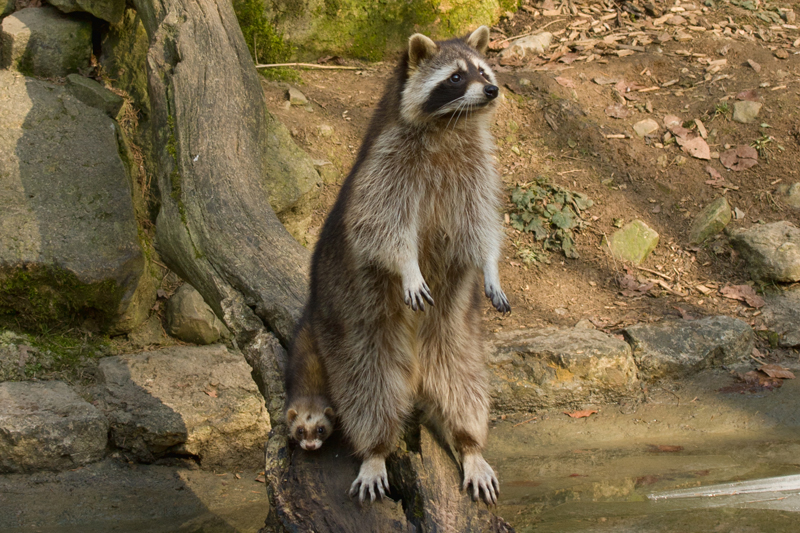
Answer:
[
  {"xmin": 349, "ymin": 457, "xmax": 390, "ymax": 503},
  {"xmin": 485, "ymin": 285, "xmax": 510, "ymax": 314},
  {"xmin": 462, "ymin": 453, "xmax": 500, "ymax": 506},
  {"xmin": 404, "ymin": 281, "xmax": 435, "ymax": 312}
]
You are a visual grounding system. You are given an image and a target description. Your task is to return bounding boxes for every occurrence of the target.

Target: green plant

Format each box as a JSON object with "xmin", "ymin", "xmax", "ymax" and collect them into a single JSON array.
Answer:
[
  {"xmin": 508, "ymin": 177, "xmax": 593, "ymax": 259},
  {"xmin": 751, "ymin": 134, "xmax": 774, "ymax": 159},
  {"xmin": 711, "ymin": 101, "xmax": 730, "ymax": 121}
]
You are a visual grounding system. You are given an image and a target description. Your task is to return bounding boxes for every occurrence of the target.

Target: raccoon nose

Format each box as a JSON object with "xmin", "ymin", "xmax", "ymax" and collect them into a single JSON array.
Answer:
[{"xmin": 484, "ymin": 84, "xmax": 499, "ymax": 99}]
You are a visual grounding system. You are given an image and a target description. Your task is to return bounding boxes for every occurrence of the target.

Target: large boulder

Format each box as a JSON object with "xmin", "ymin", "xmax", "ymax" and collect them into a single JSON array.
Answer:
[
  {"xmin": 249, "ymin": 0, "xmax": 513, "ymax": 61},
  {"xmin": 729, "ymin": 221, "xmax": 800, "ymax": 282},
  {"xmin": 165, "ymin": 283, "xmax": 230, "ymax": 344},
  {"xmin": 488, "ymin": 326, "xmax": 640, "ymax": 412},
  {"xmin": 0, "ymin": 71, "xmax": 154, "ymax": 333},
  {"xmin": 0, "ymin": 381, "xmax": 108, "ymax": 473},
  {"xmin": 623, "ymin": 316, "xmax": 754, "ymax": 380},
  {"xmin": 0, "ymin": 6, "xmax": 91, "ymax": 78},
  {"xmin": 97, "ymin": 345, "xmax": 270, "ymax": 468},
  {"xmin": 49, "ymin": 0, "xmax": 125, "ymax": 24}
]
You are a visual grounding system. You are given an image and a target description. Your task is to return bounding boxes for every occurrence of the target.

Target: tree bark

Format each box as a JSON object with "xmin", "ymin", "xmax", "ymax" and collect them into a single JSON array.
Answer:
[
  {"xmin": 130, "ymin": 0, "xmax": 515, "ymax": 530},
  {"xmin": 132, "ymin": 0, "xmax": 308, "ymax": 345}
]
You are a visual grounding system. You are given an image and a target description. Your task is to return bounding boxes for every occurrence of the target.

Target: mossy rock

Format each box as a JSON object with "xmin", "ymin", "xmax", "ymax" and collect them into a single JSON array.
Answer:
[
  {"xmin": 0, "ymin": 71, "xmax": 154, "ymax": 333},
  {"xmin": 608, "ymin": 220, "xmax": 659, "ymax": 265},
  {"xmin": 100, "ymin": 9, "xmax": 150, "ymax": 118},
  {"xmin": 689, "ymin": 196, "xmax": 731, "ymax": 244},
  {"xmin": 255, "ymin": 0, "xmax": 516, "ymax": 61}
]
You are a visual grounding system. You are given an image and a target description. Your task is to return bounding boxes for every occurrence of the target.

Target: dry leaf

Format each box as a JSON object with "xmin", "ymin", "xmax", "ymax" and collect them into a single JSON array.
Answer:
[
  {"xmin": 720, "ymin": 145, "xmax": 758, "ymax": 171},
  {"xmin": 254, "ymin": 475, "xmax": 266, "ymax": 483},
  {"xmin": 565, "ymin": 409, "xmax": 598, "ymax": 419},
  {"xmin": 679, "ymin": 136, "xmax": 711, "ymax": 160},
  {"xmin": 759, "ymin": 364, "xmax": 796, "ymax": 380},
  {"xmin": 736, "ymin": 89, "xmax": 759, "ymax": 101},
  {"xmin": 605, "ymin": 103, "xmax": 630, "ymax": 119},
  {"xmin": 720, "ymin": 284, "xmax": 765, "ymax": 308},
  {"xmin": 205, "ymin": 389, "xmax": 219, "ymax": 398},
  {"xmin": 555, "ymin": 76, "xmax": 576, "ymax": 88},
  {"xmin": 705, "ymin": 165, "xmax": 723, "ymax": 180},
  {"xmin": 647, "ymin": 444, "xmax": 684, "ymax": 453}
]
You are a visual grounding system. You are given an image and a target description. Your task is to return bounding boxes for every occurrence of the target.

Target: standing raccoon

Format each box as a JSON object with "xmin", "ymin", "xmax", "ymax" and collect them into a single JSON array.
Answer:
[{"xmin": 300, "ymin": 25, "xmax": 509, "ymax": 505}]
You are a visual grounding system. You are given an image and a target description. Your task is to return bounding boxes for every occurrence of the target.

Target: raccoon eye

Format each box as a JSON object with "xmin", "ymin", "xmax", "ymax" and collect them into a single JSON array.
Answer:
[
  {"xmin": 317, "ymin": 426, "xmax": 325, "ymax": 435},
  {"xmin": 479, "ymin": 67, "xmax": 486, "ymax": 78},
  {"xmin": 297, "ymin": 428, "xmax": 305, "ymax": 436},
  {"xmin": 449, "ymin": 73, "xmax": 462, "ymax": 83}
]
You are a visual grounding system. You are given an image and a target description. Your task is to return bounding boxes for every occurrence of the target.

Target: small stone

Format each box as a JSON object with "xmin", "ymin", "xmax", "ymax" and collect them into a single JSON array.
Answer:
[
  {"xmin": 689, "ymin": 197, "xmax": 731, "ymax": 244},
  {"xmin": 784, "ymin": 9, "xmax": 796, "ymax": 24},
  {"xmin": 674, "ymin": 155, "xmax": 687, "ymax": 166},
  {"xmin": 732, "ymin": 100, "xmax": 762, "ymax": 124},
  {"xmin": 729, "ymin": 221, "xmax": 800, "ymax": 282},
  {"xmin": 609, "ymin": 220, "xmax": 659, "ymax": 265},
  {"xmin": 734, "ymin": 207, "xmax": 746, "ymax": 220},
  {"xmin": 747, "ymin": 59, "xmax": 761, "ymax": 73},
  {"xmin": 779, "ymin": 182, "xmax": 800, "ymax": 209},
  {"xmin": 0, "ymin": 381, "xmax": 108, "ymax": 473},
  {"xmin": 518, "ymin": 78, "xmax": 531, "ymax": 86},
  {"xmin": 0, "ymin": 7, "xmax": 92, "ymax": 77},
  {"xmin": 623, "ymin": 316, "xmax": 754, "ymax": 380},
  {"xmin": 317, "ymin": 124, "xmax": 333, "ymax": 137},
  {"xmin": 761, "ymin": 288, "xmax": 800, "ymax": 347},
  {"xmin": 286, "ymin": 87, "xmax": 308, "ymax": 106},
  {"xmin": 665, "ymin": 15, "xmax": 687, "ymax": 25},
  {"xmin": 633, "ymin": 118, "xmax": 659, "ymax": 137},
  {"xmin": 66, "ymin": 74, "xmax": 124, "ymax": 118},
  {"xmin": 774, "ymin": 49, "xmax": 789, "ymax": 60},
  {"xmin": 166, "ymin": 284, "xmax": 230, "ymax": 344},
  {"xmin": 510, "ymin": 145, "xmax": 521, "ymax": 156},
  {"xmin": 675, "ymin": 31, "xmax": 693, "ymax": 42}
]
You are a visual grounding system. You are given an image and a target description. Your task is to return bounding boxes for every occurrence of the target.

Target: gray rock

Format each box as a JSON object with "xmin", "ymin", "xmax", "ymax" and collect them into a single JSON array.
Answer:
[
  {"xmin": 0, "ymin": 381, "xmax": 108, "ymax": 473},
  {"xmin": 777, "ymin": 182, "xmax": 800, "ymax": 209},
  {"xmin": 287, "ymin": 86, "xmax": 308, "ymax": 106},
  {"xmin": 623, "ymin": 316, "xmax": 754, "ymax": 380},
  {"xmin": 0, "ymin": 70, "xmax": 153, "ymax": 332},
  {"xmin": 729, "ymin": 221, "xmax": 800, "ymax": 282},
  {"xmin": 49, "ymin": 0, "xmax": 125, "ymax": 24},
  {"xmin": 499, "ymin": 32, "xmax": 553, "ymax": 61},
  {"xmin": 608, "ymin": 219, "xmax": 659, "ymax": 265},
  {"xmin": 166, "ymin": 284, "xmax": 230, "ymax": 344},
  {"xmin": 0, "ymin": 7, "xmax": 91, "ymax": 78},
  {"xmin": 762, "ymin": 288, "xmax": 800, "ymax": 347},
  {"xmin": 66, "ymin": 73, "xmax": 124, "ymax": 118},
  {"xmin": 127, "ymin": 314, "xmax": 171, "ymax": 349},
  {"xmin": 488, "ymin": 327, "xmax": 639, "ymax": 412},
  {"xmin": 97, "ymin": 345, "xmax": 270, "ymax": 468},
  {"xmin": 732, "ymin": 100, "xmax": 762, "ymax": 124},
  {"xmin": 689, "ymin": 196, "xmax": 731, "ymax": 244}
]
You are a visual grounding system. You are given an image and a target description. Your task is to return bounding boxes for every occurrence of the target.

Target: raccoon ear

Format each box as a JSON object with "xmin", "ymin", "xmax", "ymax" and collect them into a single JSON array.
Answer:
[
  {"xmin": 287, "ymin": 408, "xmax": 298, "ymax": 423},
  {"xmin": 408, "ymin": 33, "xmax": 437, "ymax": 70},
  {"xmin": 324, "ymin": 407, "xmax": 335, "ymax": 418},
  {"xmin": 466, "ymin": 25, "xmax": 490, "ymax": 55}
]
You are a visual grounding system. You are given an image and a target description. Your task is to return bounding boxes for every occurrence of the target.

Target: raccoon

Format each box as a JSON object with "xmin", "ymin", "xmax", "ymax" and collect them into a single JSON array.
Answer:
[
  {"xmin": 300, "ymin": 25, "xmax": 508, "ymax": 505},
  {"xmin": 285, "ymin": 319, "xmax": 335, "ymax": 451}
]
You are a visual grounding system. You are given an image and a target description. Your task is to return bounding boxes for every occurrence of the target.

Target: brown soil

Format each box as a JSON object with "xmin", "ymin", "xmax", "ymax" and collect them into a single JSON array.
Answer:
[{"xmin": 262, "ymin": 0, "xmax": 800, "ymax": 359}]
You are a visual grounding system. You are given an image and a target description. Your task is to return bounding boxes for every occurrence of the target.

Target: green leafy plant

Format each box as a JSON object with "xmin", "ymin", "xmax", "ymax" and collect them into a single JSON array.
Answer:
[
  {"xmin": 232, "ymin": 0, "xmax": 298, "ymax": 82},
  {"xmin": 508, "ymin": 177, "xmax": 593, "ymax": 259}
]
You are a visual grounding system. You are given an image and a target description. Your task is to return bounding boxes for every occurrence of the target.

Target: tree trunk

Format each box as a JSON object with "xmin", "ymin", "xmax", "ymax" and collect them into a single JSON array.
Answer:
[
  {"xmin": 132, "ymin": 0, "xmax": 307, "ymax": 345},
  {"xmin": 131, "ymin": 0, "xmax": 514, "ymax": 530}
]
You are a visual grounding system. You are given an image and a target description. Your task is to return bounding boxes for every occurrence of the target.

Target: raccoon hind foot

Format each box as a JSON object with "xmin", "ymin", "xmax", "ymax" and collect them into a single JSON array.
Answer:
[
  {"xmin": 462, "ymin": 452, "xmax": 499, "ymax": 505},
  {"xmin": 349, "ymin": 456, "xmax": 390, "ymax": 503}
]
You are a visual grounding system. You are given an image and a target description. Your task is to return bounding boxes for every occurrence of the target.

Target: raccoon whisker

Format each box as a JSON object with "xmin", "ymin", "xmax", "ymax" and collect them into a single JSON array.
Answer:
[
  {"xmin": 452, "ymin": 100, "xmax": 469, "ymax": 132},
  {"xmin": 444, "ymin": 96, "xmax": 469, "ymax": 131}
]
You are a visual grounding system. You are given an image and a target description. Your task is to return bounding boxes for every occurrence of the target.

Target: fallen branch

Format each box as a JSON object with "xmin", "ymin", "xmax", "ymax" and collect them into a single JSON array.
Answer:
[
  {"xmin": 636, "ymin": 265, "xmax": 673, "ymax": 281},
  {"xmin": 497, "ymin": 19, "xmax": 566, "ymax": 44},
  {"xmin": 255, "ymin": 62, "xmax": 360, "ymax": 70}
]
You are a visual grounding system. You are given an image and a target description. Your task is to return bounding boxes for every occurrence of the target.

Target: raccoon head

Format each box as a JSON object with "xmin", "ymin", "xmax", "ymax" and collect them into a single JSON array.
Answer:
[
  {"xmin": 400, "ymin": 26, "xmax": 499, "ymax": 126},
  {"xmin": 287, "ymin": 403, "xmax": 335, "ymax": 451}
]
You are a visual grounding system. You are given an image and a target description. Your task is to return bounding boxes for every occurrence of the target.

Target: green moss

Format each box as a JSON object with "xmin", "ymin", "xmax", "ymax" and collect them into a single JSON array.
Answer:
[
  {"xmin": 0, "ymin": 266, "xmax": 125, "ymax": 332},
  {"xmin": 102, "ymin": 9, "xmax": 151, "ymax": 117},
  {"xmin": 233, "ymin": 0, "xmax": 299, "ymax": 82}
]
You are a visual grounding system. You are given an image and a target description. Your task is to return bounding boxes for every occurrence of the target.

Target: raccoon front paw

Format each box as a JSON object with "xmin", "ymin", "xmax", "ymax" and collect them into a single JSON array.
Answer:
[
  {"xmin": 349, "ymin": 456, "xmax": 390, "ymax": 503},
  {"xmin": 462, "ymin": 453, "xmax": 499, "ymax": 505},
  {"xmin": 404, "ymin": 279, "xmax": 435, "ymax": 312},
  {"xmin": 484, "ymin": 284, "xmax": 510, "ymax": 314}
]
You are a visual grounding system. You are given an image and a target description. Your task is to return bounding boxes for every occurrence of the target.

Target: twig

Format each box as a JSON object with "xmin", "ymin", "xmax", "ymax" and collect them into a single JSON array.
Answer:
[
  {"xmin": 636, "ymin": 265, "xmax": 673, "ymax": 281},
  {"xmin": 660, "ymin": 386, "xmax": 681, "ymax": 406},
  {"xmin": 513, "ymin": 416, "xmax": 538, "ymax": 427},
  {"xmin": 498, "ymin": 19, "xmax": 566, "ymax": 44},
  {"xmin": 255, "ymin": 62, "xmax": 359, "ymax": 70}
]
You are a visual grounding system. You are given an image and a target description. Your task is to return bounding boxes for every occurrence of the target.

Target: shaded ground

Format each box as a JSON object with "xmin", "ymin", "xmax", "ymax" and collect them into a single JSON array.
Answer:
[{"xmin": 262, "ymin": 0, "xmax": 800, "ymax": 360}]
